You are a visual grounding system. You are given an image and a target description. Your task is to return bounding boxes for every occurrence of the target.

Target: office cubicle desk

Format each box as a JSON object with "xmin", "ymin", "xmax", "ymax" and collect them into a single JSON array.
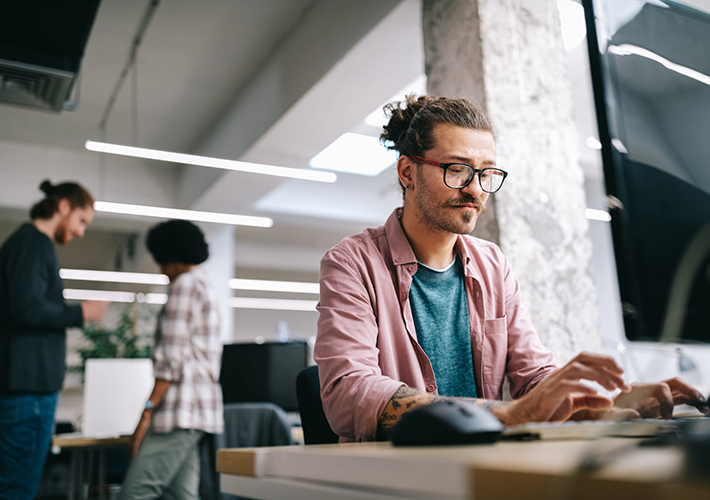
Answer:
[{"xmin": 217, "ymin": 439, "xmax": 710, "ymax": 500}]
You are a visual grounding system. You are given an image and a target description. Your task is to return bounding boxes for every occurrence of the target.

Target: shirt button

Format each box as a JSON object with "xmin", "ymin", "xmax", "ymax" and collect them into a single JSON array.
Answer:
[
  {"xmin": 400, "ymin": 292, "xmax": 407, "ymax": 301},
  {"xmin": 407, "ymin": 265, "xmax": 415, "ymax": 272},
  {"xmin": 427, "ymin": 385, "xmax": 435, "ymax": 392}
]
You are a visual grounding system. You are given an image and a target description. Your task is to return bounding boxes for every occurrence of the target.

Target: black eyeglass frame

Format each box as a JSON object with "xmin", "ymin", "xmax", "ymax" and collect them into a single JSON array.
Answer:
[{"xmin": 409, "ymin": 155, "xmax": 508, "ymax": 193}]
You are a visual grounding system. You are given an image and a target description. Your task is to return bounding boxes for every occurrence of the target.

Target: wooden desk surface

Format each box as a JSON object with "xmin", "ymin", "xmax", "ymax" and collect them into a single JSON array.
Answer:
[
  {"xmin": 217, "ymin": 439, "xmax": 710, "ymax": 500},
  {"xmin": 52, "ymin": 434, "xmax": 131, "ymax": 448}
]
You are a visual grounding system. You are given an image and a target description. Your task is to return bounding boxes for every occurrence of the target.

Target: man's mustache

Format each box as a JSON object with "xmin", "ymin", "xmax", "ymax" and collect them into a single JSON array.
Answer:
[{"xmin": 444, "ymin": 194, "xmax": 487, "ymax": 215}]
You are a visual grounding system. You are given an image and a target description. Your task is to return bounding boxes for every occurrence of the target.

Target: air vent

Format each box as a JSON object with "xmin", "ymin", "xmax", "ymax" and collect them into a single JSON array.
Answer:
[
  {"xmin": 0, "ymin": 0, "xmax": 100, "ymax": 113},
  {"xmin": 0, "ymin": 58, "xmax": 74, "ymax": 112}
]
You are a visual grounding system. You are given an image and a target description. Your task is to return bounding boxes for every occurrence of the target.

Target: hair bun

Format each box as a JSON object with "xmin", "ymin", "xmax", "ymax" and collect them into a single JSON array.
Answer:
[{"xmin": 39, "ymin": 180, "xmax": 53, "ymax": 194}]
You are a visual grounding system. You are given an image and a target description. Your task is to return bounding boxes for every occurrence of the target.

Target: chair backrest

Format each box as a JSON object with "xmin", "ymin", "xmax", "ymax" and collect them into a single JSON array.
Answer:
[{"xmin": 296, "ymin": 365, "xmax": 339, "ymax": 445}]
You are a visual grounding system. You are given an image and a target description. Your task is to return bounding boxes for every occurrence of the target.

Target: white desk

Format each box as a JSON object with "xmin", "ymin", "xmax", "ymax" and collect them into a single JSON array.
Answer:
[{"xmin": 217, "ymin": 439, "xmax": 710, "ymax": 500}]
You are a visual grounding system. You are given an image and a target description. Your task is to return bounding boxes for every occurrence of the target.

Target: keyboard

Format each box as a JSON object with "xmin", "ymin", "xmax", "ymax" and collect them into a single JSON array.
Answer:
[{"xmin": 501, "ymin": 418, "xmax": 679, "ymax": 441}]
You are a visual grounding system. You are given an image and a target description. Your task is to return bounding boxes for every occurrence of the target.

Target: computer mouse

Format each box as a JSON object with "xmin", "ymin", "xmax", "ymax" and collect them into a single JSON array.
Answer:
[{"xmin": 391, "ymin": 400, "xmax": 503, "ymax": 446}]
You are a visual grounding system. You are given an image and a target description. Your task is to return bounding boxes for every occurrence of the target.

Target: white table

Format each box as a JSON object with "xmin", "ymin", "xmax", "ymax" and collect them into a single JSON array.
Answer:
[{"xmin": 217, "ymin": 439, "xmax": 710, "ymax": 500}]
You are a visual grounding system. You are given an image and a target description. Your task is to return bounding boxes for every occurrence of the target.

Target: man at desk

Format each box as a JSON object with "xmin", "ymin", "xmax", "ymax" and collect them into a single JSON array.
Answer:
[{"xmin": 314, "ymin": 95, "xmax": 708, "ymax": 442}]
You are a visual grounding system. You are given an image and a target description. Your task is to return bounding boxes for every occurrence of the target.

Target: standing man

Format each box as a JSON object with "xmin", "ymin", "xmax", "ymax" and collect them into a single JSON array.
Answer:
[
  {"xmin": 119, "ymin": 220, "xmax": 223, "ymax": 500},
  {"xmin": 0, "ymin": 180, "xmax": 107, "ymax": 500},
  {"xmin": 314, "ymin": 95, "xmax": 708, "ymax": 442}
]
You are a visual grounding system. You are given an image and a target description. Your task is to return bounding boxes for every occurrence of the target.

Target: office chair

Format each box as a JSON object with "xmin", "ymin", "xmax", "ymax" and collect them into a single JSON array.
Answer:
[{"xmin": 296, "ymin": 365, "xmax": 339, "ymax": 445}]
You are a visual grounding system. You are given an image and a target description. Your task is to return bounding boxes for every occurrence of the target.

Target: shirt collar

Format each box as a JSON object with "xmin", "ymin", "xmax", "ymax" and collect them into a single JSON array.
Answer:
[
  {"xmin": 385, "ymin": 207, "xmax": 481, "ymax": 280},
  {"xmin": 385, "ymin": 208, "xmax": 417, "ymax": 266}
]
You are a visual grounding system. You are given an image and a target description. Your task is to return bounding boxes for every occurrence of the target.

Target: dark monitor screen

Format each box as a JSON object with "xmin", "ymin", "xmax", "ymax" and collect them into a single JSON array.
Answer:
[
  {"xmin": 220, "ymin": 341, "xmax": 309, "ymax": 412},
  {"xmin": 583, "ymin": 0, "xmax": 710, "ymax": 343}
]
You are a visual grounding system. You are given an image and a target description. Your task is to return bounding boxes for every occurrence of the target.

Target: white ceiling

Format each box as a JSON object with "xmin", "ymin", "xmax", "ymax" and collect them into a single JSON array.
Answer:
[
  {"xmin": 0, "ymin": 0, "xmax": 624, "ymax": 278},
  {"xmin": 1, "ymin": 0, "xmax": 316, "ymax": 152},
  {"xmin": 0, "ymin": 0, "xmax": 420, "ymax": 276}
]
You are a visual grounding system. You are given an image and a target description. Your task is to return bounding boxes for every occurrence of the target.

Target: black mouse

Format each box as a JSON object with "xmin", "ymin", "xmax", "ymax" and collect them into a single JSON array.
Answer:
[{"xmin": 391, "ymin": 400, "xmax": 503, "ymax": 446}]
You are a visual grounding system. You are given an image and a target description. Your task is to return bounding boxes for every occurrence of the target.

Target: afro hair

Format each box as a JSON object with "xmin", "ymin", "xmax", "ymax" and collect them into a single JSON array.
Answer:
[{"xmin": 146, "ymin": 220, "xmax": 209, "ymax": 265}]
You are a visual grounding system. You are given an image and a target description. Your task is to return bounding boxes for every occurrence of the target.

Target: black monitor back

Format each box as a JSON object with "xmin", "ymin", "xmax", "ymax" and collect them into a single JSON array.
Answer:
[
  {"xmin": 220, "ymin": 341, "xmax": 308, "ymax": 412},
  {"xmin": 583, "ymin": 0, "xmax": 710, "ymax": 343}
]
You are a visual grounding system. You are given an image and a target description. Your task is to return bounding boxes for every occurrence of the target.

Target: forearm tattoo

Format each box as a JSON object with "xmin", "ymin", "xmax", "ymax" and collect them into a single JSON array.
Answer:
[{"xmin": 375, "ymin": 386, "xmax": 509, "ymax": 440}]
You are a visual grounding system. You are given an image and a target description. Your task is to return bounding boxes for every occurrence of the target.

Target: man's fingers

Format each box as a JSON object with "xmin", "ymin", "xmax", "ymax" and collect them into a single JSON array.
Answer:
[
  {"xmin": 664, "ymin": 377, "xmax": 708, "ymax": 406},
  {"xmin": 556, "ymin": 362, "xmax": 626, "ymax": 392},
  {"xmin": 653, "ymin": 383, "xmax": 675, "ymax": 419},
  {"xmin": 571, "ymin": 394, "xmax": 614, "ymax": 412},
  {"xmin": 571, "ymin": 352, "xmax": 624, "ymax": 373},
  {"xmin": 600, "ymin": 408, "xmax": 641, "ymax": 422},
  {"xmin": 556, "ymin": 381, "xmax": 598, "ymax": 395}
]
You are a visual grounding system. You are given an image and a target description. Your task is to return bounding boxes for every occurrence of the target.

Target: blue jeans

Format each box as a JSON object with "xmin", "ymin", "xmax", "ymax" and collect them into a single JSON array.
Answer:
[{"xmin": 0, "ymin": 393, "xmax": 58, "ymax": 500}]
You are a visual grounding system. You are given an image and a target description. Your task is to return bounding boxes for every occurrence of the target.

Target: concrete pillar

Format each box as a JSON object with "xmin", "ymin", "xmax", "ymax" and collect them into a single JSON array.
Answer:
[
  {"xmin": 423, "ymin": 0, "xmax": 601, "ymax": 363},
  {"xmin": 199, "ymin": 224, "xmax": 235, "ymax": 343}
]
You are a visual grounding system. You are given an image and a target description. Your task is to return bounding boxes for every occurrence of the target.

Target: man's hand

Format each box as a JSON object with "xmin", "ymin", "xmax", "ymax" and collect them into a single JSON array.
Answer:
[
  {"xmin": 81, "ymin": 300, "xmax": 108, "ymax": 322},
  {"xmin": 494, "ymin": 352, "xmax": 629, "ymax": 426},
  {"xmin": 130, "ymin": 411, "xmax": 152, "ymax": 459},
  {"xmin": 613, "ymin": 377, "xmax": 709, "ymax": 419}
]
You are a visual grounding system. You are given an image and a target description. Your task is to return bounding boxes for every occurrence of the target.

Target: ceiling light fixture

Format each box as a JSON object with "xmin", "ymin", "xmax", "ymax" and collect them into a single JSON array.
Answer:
[
  {"xmin": 557, "ymin": 0, "xmax": 587, "ymax": 51},
  {"xmin": 94, "ymin": 201, "xmax": 273, "ymax": 227},
  {"xmin": 60, "ymin": 269, "xmax": 169, "ymax": 285},
  {"xmin": 228, "ymin": 297, "xmax": 318, "ymax": 311},
  {"xmin": 585, "ymin": 208, "xmax": 612, "ymax": 222},
  {"xmin": 64, "ymin": 288, "xmax": 168, "ymax": 304},
  {"xmin": 586, "ymin": 137, "xmax": 602, "ymax": 150},
  {"xmin": 309, "ymin": 133, "xmax": 397, "ymax": 176},
  {"xmin": 228, "ymin": 278, "xmax": 319, "ymax": 294},
  {"xmin": 86, "ymin": 141, "xmax": 338, "ymax": 183}
]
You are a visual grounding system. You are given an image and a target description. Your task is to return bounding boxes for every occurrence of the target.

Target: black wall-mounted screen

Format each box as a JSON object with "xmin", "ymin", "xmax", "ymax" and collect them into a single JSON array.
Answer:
[{"xmin": 583, "ymin": 0, "xmax": 710, "ymax": 343}]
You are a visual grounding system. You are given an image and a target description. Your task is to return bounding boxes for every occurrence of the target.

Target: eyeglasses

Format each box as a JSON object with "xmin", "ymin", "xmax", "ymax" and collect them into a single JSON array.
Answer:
[{"xmin": 410, "ymin": 155, "xmax": 508, "ymax": 193}]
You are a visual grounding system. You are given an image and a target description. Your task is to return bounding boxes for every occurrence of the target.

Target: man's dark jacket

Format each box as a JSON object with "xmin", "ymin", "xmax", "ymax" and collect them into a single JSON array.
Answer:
[{"xmin": 0, "ymin": 223, "xmax": 83, "ymax": 394}]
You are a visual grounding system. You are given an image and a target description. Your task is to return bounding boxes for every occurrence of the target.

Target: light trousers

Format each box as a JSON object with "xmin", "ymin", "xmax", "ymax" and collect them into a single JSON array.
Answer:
[{"xmin": 118, "ymin": 429, "xmax": 205, "ymax": 500}]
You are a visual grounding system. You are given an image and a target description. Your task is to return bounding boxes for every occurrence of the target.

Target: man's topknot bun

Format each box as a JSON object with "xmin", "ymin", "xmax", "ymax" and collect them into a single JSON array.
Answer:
[
  {"xmin": 378, "ymin": 95, "xmax": 495, "ymax": 195},
  {"xmin": 39, "ymin": 180, "xmax": 53, "ymax": 194},
  {"xmin": 380, "ymin": 95, "xmax": 435, "ymax": 154}
]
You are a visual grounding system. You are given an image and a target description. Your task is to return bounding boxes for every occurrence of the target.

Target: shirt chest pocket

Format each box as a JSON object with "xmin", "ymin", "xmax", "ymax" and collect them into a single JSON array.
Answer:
[{"xmin": 482, "ymin": 316, "xmax": 508, "ymax": 384}]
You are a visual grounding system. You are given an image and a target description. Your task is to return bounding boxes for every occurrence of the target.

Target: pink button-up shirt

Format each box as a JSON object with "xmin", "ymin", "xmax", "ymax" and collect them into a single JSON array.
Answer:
[{"xmin": 314, "ymin": 208, "xmax": 557, "ymax": 442}]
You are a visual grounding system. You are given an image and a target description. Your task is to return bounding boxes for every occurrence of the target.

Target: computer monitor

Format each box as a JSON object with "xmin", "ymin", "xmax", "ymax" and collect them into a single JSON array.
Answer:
[
  {"xmin": 583, "ymin": 0, "xmax": 710, "ymax": 343},
  {"xmin": 220, "ymin": 341, "xmax": 309, "ymax": 412}
]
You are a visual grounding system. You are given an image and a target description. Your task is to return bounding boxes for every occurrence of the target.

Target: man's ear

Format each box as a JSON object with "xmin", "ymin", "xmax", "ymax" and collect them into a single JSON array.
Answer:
[
  {"xmin": 57, "ymin": 198, "xmax": 72, "ymax": 217},
  {"xmin": 396, "ymin": 155, "xmax": 415, "ymax": 190}
]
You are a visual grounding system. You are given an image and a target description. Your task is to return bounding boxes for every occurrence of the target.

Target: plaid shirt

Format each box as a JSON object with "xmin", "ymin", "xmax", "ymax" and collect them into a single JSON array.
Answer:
[{"xmin": 152, "ymin": 267, "xmax": 224, "ymax": 434}]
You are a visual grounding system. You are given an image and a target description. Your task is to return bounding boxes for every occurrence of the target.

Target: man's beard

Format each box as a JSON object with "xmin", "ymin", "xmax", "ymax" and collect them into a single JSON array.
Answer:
[
  {"xmin": 415, "ymin": 168, "xmax": 487, "ymax": 235},
  {"xmin": 54, "ymin": 221, "xmax": 70, "ymax": 245}
]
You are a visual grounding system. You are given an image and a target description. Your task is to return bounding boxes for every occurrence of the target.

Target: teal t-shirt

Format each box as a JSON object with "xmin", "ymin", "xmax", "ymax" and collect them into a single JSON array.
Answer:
[{"xmin": 409, "ymin": 254, "xmax": 477, "ymax": 398}]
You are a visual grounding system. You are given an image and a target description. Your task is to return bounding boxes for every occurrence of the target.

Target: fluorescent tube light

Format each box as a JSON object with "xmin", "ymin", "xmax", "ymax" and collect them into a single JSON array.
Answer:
[
  {"xmin": 309, "ymin": 133, "xmax": 397, "ymax": 176},
  {"xmin": 60, "ymin": 269, "xmax": 169, "ymax": 285},
  {"xmin": 94, "ymin": 201, "xmax": 273, "ymax": 227},
  {"xmin": 585, "ymin": 208, "xmax": 611, "ymax": 222},
  {"xmin": 85, "ymin": 141, "xmax": 338, "ymax": 183},
  {"xmin": 228, "ymin": 278, "xmax": 319, "ymax": 294},
  {"xmin": 64, "ymin": 289, "xmax": 168, "ymax": 304},
  {"xmin": 557, "ymin": 0, "xmax": 586, "ymax": 51},
  {"xmin": 228, "ymin": 297, "xmax": 318, "ymax": 311},
  {"xmin": 609, "ymin": 44, "xmax": 710, "ymax": 87}
]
